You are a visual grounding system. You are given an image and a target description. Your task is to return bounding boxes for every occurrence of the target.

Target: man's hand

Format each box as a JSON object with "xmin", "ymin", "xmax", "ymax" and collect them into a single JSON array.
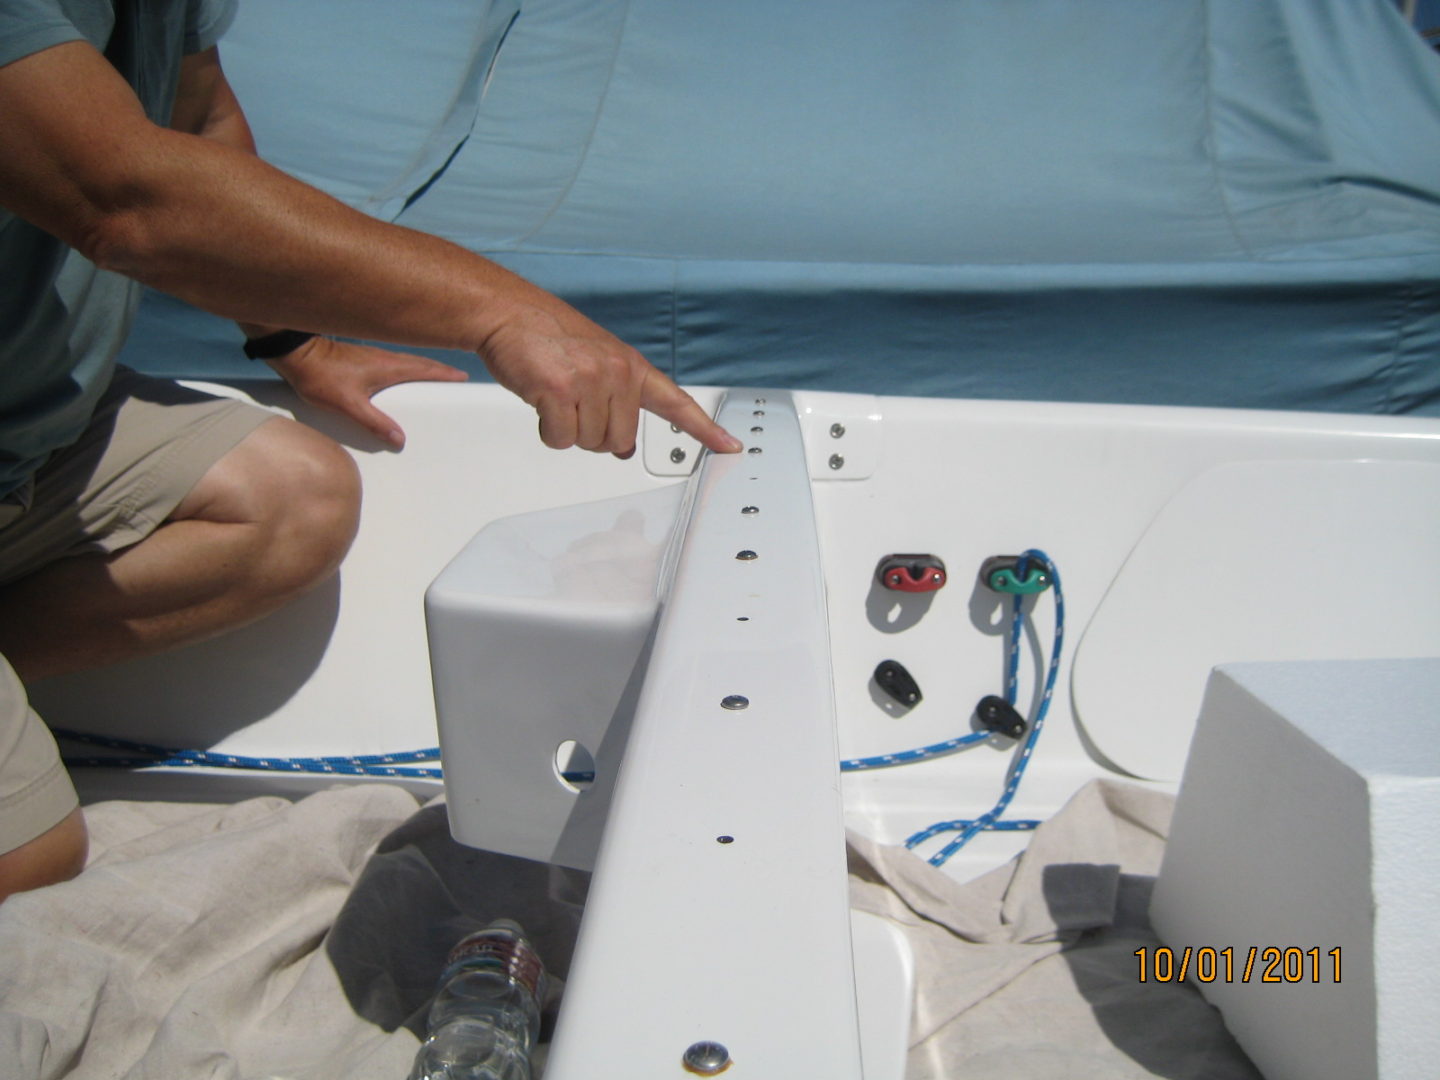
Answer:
[
  {"xmin": 266, "ymin": 337, "xmax": 469, "ymax": 449},
  {"xmin": 479, "ymin": 303, "xmax": 742, "ymax": 459}
]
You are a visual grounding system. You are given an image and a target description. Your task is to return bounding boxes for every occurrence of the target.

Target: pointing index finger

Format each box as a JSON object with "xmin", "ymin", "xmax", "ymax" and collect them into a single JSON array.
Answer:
[{"xmin": 642, "ymin": 374, "xmax": 743, "ymax": 454}]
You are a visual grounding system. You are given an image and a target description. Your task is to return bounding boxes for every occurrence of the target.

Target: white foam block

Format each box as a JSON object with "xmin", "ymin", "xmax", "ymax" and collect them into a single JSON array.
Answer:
[{"xmin": 1150, "ymin": 659, "xmax": 1440, "ymax": 1080}]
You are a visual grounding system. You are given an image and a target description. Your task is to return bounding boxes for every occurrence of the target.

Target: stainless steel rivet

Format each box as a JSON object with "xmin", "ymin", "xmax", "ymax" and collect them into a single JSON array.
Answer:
[
  {"xmin": 670, "ymin": 423, "xmax": 682, "ymax": 434},
  {"xmin": 721, "ymin": 695, "xmax": 749, "ymax": 710},
  {"xmin": 753, "ymin": 409, "xmax": 765, "ymax": 417},
  {"xmin": 747, "ymin": 447, "xmax": 763, "ymax": 455},
  {"xmin": 750, "ymin": 426, "xmax": 763, "ymax": 433},
  {"xmin": 670, "ymin": 447, "xmax": 687, "ymax": 464},
  {"xmin": 754, "ymin": 397, "xmax": 766, "ymax": 405},
  {"xmin": 736, "ymin": 550, "xmax": 758, "ymax": 560},
  {"xmin": 741, "ymin": 505, "xmax": 759, "ymax": 514},
  {"xmin": 683, "ymin": 1042, "xmax": 732, "ymax": 1075},
  {"xmin": 830, "ymin": 422, "xmax": 846, "ymax": 439},
  {"xmin": 828, "ymin": 453, "xmax": 845, "ymax": 470}
]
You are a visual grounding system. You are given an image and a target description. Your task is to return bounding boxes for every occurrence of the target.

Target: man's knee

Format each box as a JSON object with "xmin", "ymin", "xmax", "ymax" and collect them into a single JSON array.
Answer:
[
  {"xmin": 0, "ymin": 807, "xmax": 87, "ymax": 903},
  {"xmin": 178, "ymin": 417, "xmax": 362, "ymax": 599},
  {"xmin": 244, "ymin": 419, "xmax": 362, "ymax": 596},
  {"xmin": 263, "ymin": 421, "xmax": 362, "ymax": 585}
]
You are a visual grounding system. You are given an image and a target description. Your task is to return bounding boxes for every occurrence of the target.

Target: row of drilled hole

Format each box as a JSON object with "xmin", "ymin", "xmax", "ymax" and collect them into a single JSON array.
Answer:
[
  {"xmin": 685, "ymin": 401, "xmax": 772, "ymax": 1073},
  {"xmin": 716, "ymin": 396, "xmax": 769, "ymax": 844},
  {"xmin": 556, "ymin": 397, "xmax": 771, "ymax": 837}
]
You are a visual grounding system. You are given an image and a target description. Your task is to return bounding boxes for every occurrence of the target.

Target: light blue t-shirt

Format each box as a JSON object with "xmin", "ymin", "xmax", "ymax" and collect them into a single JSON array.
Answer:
[{"xmin": 0, "ymin": 0, "xmax": 236, "ymax": 500}]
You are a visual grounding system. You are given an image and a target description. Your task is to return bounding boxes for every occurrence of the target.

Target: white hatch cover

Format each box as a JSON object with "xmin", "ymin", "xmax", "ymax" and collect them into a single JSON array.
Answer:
[{"xmin": 1073, "ymin": 459, "xmax": 1440, "ymax": 782}]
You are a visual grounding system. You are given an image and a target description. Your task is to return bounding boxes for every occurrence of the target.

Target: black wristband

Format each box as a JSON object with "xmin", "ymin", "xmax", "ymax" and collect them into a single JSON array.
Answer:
[{"xmin": 243, "ymin": 329, "xmax": 317, "ymax": 360}]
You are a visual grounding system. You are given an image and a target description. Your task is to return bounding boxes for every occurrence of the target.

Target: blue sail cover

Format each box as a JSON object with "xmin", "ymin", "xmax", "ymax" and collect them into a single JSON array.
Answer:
[{"xmin": 122, "ymin": 0, "xmax": 1440, "ymax": 415}]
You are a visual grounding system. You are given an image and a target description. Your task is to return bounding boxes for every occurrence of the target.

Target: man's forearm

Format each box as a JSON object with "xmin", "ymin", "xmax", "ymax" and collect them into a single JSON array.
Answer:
[{"xmin": 94, "ymin": 128, "xmax": 540, "ymax": 355}]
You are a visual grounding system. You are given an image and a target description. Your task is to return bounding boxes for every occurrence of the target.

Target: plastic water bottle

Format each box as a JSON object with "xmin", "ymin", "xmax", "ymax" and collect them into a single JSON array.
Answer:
[{"xmin": 408, "ymin": 919, "xmax": 547, "ymax": 1080}]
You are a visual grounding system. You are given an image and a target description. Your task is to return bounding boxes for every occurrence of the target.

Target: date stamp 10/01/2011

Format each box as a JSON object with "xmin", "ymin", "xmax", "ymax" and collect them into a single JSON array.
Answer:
[{"xmin": 1135, "ymin": 946, "xmax": 1342, "ymax": 985}]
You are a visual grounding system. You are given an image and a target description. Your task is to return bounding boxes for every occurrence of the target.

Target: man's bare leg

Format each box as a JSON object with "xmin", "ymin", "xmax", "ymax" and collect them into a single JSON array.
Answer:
[
  {"xmin": 0, "ymin": 416, "xmax": 361, "ymax": 682},
  {"xmin": 0, "ymin": 808, "xmax": 86, "ymax": 903},
  {"xmin": 0, "ymin": 416, "xmax": 358, "ymax": 897}
]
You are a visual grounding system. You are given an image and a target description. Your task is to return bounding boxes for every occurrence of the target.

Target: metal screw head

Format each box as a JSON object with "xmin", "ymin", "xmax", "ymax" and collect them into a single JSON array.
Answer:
[
  {"xmin": 670, "ymin": 447, "xmax": 687, "ymax": 464},
  {"xmin": 750, "ymin": 425, "xmax": 764, "ymax": 433},
  {"xmin": 670, "ymin": 423, "xmax": 682, "ymax": 434},
  {"xmin": 829, "ymin": 422, "xmax": 846, "ymax": 439},
  {"xmin": 754, "ymin": 397, "xmax": 766, "ymax": 405},
  {"xmin": 683, "ymin": 1041, "xmax": 732, "ymax": 1076},
  {"xmin": 747, "ymin": 446, "xmax": 763, "ymax": 455},
  {"xmin": 735, "ymin": 550, "xmax": 758, "ymax": 561},
  {"xmin": 741, "ymin": 505, "xmax": 759, "ymax": 514},
  {"xmin": 752, "ymin": 409, "xmax": 765, "ymax": 417},
  {"xmin": 721, "ymin": 695, "xmax": 749, "ymax": 710},
  {"xmin": 828, "ymin": 453, "xmax": 845, "ymax": 470}
]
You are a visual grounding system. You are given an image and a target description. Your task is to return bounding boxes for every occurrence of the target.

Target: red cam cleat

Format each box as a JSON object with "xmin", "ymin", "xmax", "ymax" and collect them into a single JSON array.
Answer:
[{"xmin": 876, "ymin": 554, "xmax": 947, "ymax": 593}]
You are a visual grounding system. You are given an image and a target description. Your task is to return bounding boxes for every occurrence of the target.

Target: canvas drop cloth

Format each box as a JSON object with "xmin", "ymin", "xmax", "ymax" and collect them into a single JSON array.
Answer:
[{"xmin": 0, "ymin": 779, "xmax": 1257, "ymax": 1079}]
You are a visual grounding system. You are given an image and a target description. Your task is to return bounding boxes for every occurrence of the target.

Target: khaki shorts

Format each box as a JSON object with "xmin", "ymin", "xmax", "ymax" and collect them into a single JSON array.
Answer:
[{"xmin": 0, "ymin": 367, "xmax": 274, "ymax": 854}]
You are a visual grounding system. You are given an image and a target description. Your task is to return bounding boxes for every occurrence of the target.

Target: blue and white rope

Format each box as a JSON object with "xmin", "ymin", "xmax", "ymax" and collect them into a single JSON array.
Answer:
[
  {"xmin": 908, "ymin": 549, "xmax": 1065, "ymax": 865},
  {"xmin": 839, "ymin": 730, "xmax": 991, "ymax": 772},
  {"xmin": 906, "ymin": 818, "xmax": 1040, "ymax": 845},
  {"xmin": 55, "ymin": 728, "xmax": 444, "ymax": 779}
]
